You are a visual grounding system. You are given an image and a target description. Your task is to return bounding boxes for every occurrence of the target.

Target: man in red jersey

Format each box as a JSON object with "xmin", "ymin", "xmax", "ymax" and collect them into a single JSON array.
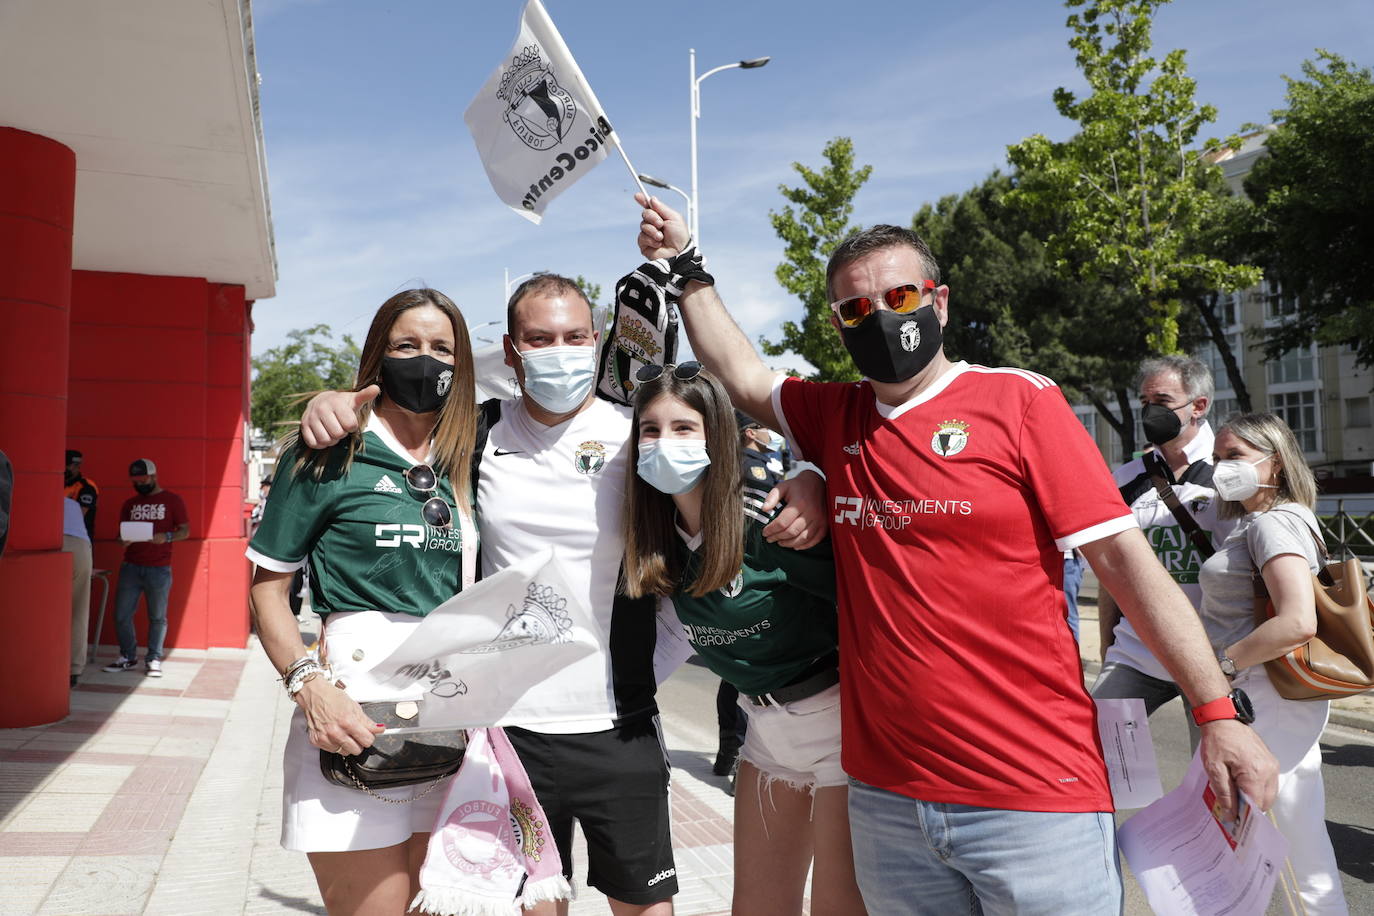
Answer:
[{"xmin": 634, "ymin": 193, "xmax": 1278, "ymax": 914}]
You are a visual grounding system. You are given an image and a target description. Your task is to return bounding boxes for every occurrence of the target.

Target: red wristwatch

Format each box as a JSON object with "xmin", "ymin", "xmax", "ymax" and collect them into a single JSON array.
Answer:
[{"xmin": 1191, "ymin": 689, "xmax": 1256, "ymax": 726}]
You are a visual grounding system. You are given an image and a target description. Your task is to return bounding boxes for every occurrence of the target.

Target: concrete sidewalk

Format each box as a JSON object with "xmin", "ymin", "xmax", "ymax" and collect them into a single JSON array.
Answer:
[{"xmin": 3, "ymin": 592, "xmax": 1370, "ymax": 914}]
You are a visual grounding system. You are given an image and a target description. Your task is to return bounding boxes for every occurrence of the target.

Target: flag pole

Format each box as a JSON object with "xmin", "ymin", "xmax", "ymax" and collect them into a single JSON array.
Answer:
[{"xmin": 606, "ymin": 133, "xmax": 649, "ymax": 199}]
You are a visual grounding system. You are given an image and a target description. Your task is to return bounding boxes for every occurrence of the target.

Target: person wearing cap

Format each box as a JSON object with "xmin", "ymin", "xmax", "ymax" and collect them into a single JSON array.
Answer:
[
  {"xmin": 103, "ymin": 459, "xmax": 190, "ymax": 677},
  {"xmin": 64, "ymin": 449, "xmax": 99, "ymax": 540}
]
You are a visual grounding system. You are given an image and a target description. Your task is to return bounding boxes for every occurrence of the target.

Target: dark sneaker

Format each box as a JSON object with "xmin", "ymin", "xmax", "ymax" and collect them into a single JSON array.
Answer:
[
  {"xmin": 103, "ymin": 656, "xmax": 138, "ymax": 673},
  {"xmin": 145, "ymin": 659, "xmax": 163, "ymax": 678},
  {"xmin": 713, "ymin": 744, "xmax": 739, "ymax": 776}
]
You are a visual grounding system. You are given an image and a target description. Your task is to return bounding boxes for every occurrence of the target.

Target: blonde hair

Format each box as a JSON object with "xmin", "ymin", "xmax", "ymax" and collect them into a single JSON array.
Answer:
[
  {"xmin": 1216, "ymin": 412, "xmax": 1317, "ymax": 520},
  {"xmin": 288, "ymin": 289, "xmax": 477, "ymax": 513},
  {"xmin": 621, "ymin": 369, "xmax": 744, "ymax": 599}
]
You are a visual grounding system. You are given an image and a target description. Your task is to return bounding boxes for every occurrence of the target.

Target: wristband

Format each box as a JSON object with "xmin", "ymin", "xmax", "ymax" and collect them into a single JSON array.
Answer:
[{"xmin": 665, "ymin": 242, "xmax": 714, "ymax": 297}]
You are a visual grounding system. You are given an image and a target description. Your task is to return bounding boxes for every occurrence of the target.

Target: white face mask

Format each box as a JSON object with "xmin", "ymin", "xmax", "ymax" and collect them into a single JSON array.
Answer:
[
  {"xmin": 765, "ymin": 431, "xmax": 785, "ymax": 452},
  {"xmin": 1212, "ymin": 453, "xmax": 1277, "ymax": 503},
  {"xmin": 518, "ymin": 345, "xmax": 597, "ymax": 415},
  {"xmin": 636, "ymin": 438, "xmax": 710, "ymax": 495}
]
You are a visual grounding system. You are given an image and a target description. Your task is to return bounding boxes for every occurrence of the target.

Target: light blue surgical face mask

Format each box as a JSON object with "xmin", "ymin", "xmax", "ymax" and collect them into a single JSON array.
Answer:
[
  {"xmin": 636, "ymin": 438, "xmax": 710, "ymax": 495},
  {"xmin": 765, "ymin": 431, "xmax": 785, "ymax": 453},
  {"xmin": 518, "ymin": 345, "xmax": 597, "ymax": 415}
]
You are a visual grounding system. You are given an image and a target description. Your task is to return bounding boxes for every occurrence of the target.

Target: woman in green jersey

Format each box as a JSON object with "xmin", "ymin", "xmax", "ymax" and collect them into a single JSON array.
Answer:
[
  {"xmin": 247, "ymin": 288, "xmax": 477, "ymax": 916},
  {"xmin": 621, "ymin": 363, "xmax": 865, "ymax": 916}
]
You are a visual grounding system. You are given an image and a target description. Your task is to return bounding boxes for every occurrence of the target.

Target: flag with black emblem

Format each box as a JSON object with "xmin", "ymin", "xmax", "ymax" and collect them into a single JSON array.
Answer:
[{"xmin": 465, "ymin": 0, "xmax": 616, "ymax": 223}]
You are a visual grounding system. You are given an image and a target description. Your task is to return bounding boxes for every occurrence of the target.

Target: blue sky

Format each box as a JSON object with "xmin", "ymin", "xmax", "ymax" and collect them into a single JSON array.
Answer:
[{"xmin": 250, "ymin": 0, "xmax": 1374, "ymax": 366}]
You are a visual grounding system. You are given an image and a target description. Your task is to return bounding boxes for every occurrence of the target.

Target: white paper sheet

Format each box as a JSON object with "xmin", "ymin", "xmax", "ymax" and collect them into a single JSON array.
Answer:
[
  {"xmin": 1118, "ymin": 751, "xmax": 1289, "ymax": 915},
  {"xmin": 120, "ymin": 521, "xmax": 154, "ymax": 542},
  {"xmin": 1094, "ymin": 697, "xmax": 1164, "ymax": 809},
  {"xmin": 347, "ymin": 548, "xmax": 603, "ymax": 730},
  {"xmin": 653, "ymin": 597, "xmax": 694, "ymax": 685}
]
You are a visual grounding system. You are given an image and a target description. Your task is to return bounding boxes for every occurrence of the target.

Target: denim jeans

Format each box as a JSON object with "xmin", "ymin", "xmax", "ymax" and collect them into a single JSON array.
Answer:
[
  {"xmin": 847, "ymin": 778, "xmax": 1122, "ymax": 915},
  {"xmin": 1063, "ymin": 553, "xmax": 1084, "ymax": 640},
  {"xmin": 113, "ymin": 562, "xmax": 173, "ymax": 661}
]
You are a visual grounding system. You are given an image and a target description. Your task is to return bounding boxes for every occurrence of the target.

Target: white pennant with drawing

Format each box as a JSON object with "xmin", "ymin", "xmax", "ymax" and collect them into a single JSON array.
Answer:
[
  {"xmin": 464, "ymin": 0, "xmax": 615, "ymax": 224},
  {"xmin": 347, "ymin": 548, "xmax": 607, "ymax": 729}
]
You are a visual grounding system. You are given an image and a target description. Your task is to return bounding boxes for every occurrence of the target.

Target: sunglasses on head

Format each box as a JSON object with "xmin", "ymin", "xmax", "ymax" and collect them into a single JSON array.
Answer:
[
  {"xmin": 635, "ymin": 361, "xmax": 704, "ymax": 384},
  {"xmin": 404, "ymin": 463, "xmax": 453, "ymax": 530},
  {"xmin": 829, "ymin": 279, "xmax": 936, "ymax": 328}
]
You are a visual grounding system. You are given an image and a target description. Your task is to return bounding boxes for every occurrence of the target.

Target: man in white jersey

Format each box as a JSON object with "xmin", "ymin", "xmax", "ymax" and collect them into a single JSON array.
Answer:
[
  {"xmin": 633, "ymin": 193, "xmax": 1278, "ymax": 914},
  {"xmin": 1095, "ymin": 356, "xmax": 1237, "ymax": 717}
]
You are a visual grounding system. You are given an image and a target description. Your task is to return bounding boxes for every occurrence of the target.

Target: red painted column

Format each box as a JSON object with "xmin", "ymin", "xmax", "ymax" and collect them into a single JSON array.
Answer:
[{"xmin": 0, "ymin": 127, "xmax": 76, "ymax": 727}]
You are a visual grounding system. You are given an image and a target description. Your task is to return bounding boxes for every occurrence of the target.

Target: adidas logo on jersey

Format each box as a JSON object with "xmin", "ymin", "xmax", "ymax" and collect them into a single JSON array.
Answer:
[{"xmin": 374, "ymin": 474, "xmax": 403, "ymax": 494}]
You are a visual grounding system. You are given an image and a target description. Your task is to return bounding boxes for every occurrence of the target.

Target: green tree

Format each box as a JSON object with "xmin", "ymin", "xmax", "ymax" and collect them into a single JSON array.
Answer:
[
  {"xmin": 1007, "ymin": 0, "xmax": 1260, "ymax": 357},
  {"xmin": 1243, "ymin": 51, "xmax": 1374, "ymax": 367},
  {"xmin": 251, "ymin": 324, "xmax": 359, "ymax": 434},
  {"xmin": 761, "ymin": 137, "xmax": 872, "ymax": 380}
]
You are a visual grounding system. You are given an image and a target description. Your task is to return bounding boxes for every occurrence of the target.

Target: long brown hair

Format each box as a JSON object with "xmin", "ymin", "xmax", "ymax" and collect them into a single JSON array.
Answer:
[
  {"xmin": 621, "ymin": 368, "xmax": 744, "ymax": 598},
  {"xmin": 290, "ymin": 289, "xmax": 477, "ymax": 513}
]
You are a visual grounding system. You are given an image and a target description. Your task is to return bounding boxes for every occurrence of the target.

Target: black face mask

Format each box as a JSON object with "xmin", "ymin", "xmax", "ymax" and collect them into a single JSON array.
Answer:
[
  {"xmin": 65, "ymin": 468, "xmax": 79, "ymax": 485},
  {"xmin": 839, "ymin": 305, "xmax": 943, "ymax": 384},
  {"xmin": 1141, "ymin": 403, "xmax": 1185, "ymax": 446},
  {"xmin": 134, "ymin": 482, "xmax": 156, "ymax": 495},
  {"xmin": 379, "ymin": 355, "xmax": 453, "ymax": 414}
]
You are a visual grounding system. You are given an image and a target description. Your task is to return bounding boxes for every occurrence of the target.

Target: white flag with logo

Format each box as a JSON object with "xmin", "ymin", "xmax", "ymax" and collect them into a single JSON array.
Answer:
[
  {"xmin": 465, "ymin": 0, "xmax": 616, "ymax": 224},
  {"xmin": 347, "ymin": 548, "xmax": 608, "ymax": 728}
]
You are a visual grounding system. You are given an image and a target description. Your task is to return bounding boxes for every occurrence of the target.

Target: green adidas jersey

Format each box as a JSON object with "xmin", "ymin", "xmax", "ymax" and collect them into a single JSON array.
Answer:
[
  {"xmin": 247, "ymin": 427, "xmax": 471, "ymax": 618},
  {"xmin": 671, "ymin": 519, "xmax": 838, "ymax": 696}
]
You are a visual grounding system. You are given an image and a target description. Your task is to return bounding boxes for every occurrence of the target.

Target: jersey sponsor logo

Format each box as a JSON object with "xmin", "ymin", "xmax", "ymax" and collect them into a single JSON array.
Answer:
[
  {"xmin": 931, "ymin": 419, "xmax": 970, "ymax": 457},
  {"xmin": 719, "ymin": 570, "xmax": 744, "ymax": 598},
  {"xmin": 575, "ymin": 440, "xmax": 607, "ymax": 474},
  {"xmin": 1145, "ymin": 523, "xmax": 1207, "ymax": 584},
  {"xmin": 900, "ymin": 319, "xmax": 921, "ymax": 352},
  {"xmin": 375, "ymin": 523, "xmax": 464, "ymax": 553},
  {"xmin": 461, "ymin": 582, "xmax": 574, "ymax": 653},
  {"xmin": 682, "ymin": 619, "xmax": 771, "ymax": 646},
  {"xmin": 833, "ymin": 494, "xmax": 974, "ymax": 529},
  {"xmin": 647, "ymin": 868, "xmax": 676, "ymax": 887},
  {"xmin": 129, "ymin": 503, "xmax": 167, "ymax": 521},
  {"xmin": 374, "ymin": 474, "xmax": 403, "ymax": 494},
  {"xmin": 437, "ymin": 369, "xmax": 453, "ymax": 396},
  {"xmin": 843, "ymin": 442, "xmax": 861, "ymax": 455}
]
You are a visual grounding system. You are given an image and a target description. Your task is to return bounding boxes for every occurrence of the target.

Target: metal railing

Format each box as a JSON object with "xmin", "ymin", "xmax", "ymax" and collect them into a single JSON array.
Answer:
[{"xmin": 1318, "ymin": 500, "xmax": 1374, "ymax": 560}]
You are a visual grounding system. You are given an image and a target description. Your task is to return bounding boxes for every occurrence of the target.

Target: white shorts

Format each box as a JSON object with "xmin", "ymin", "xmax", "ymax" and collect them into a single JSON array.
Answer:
[
  {"xmin": 737, "ymin": 682, "xmax": 845, "ymax": 790},
  {"xmin": 280, "ymin": 611, "xmax": 450, "ymax": 853}
]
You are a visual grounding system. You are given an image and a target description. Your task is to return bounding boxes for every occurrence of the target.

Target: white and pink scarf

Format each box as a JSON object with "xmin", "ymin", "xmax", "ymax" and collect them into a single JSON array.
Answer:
[{"xmin": 411, "ymin": 727, "xmax": 570, "ymax": 915}]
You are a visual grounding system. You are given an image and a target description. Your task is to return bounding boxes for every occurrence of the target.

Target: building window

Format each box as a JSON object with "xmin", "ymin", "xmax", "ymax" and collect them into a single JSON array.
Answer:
[
  {"xmin": 1348, "ymin": 397, "xmax": 1372, "ymax": 428},
  {"xmin": 1270, "ymin": 390, "xmax": 1320, "ymax": 453},
  {"xmin": 1262, "ymin": 278, "xmax": 1299, "ymax": 321},
  {"xmin": 1074, "ymin": 406, "xmax": 1097, "ymax": 439},
  {"xmin": 1195, "ymin": 333, "xmax": 1243, "ymax": 394},
  {"xmin": 1212, "ymin": 397, "xmax": 1240, "ymax": 423},
  {"xmin": 1266, "ymin": 343, "xmax": 1317, "ymax": 385},
  {"xmin": 1219, "ymin": 292, "xmax": 1240, "ymax": 328}
]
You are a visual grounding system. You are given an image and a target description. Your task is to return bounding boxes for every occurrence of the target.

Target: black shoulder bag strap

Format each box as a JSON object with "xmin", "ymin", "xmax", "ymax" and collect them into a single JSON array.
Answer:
[{"xmin": 1144, "ymin": 450, "xmax": 1216, "ymax": 559}]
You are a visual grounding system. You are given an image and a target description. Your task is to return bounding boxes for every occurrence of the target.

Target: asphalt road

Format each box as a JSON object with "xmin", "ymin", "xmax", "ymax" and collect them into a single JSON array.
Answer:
[{"xmin": 659, "ymin": 657, "xmax": 1374, "ymax": 914}]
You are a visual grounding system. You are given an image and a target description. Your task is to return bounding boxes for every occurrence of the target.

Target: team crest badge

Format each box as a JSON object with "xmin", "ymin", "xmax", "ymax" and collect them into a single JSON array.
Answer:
[
  {"xmin": 719, "ymin": 570, "xmax": 744, "ymax": 598},
  {"xmin": 900, "ymin": 319, "xmax": 921, "ymax": 352},
  {"xmin": 575, "ymin": 440, "xmax": 607, "ymax": 474},
  {"xmin": 436, "ymin": 369, "xmax": 453, "ymax": 396},
  {"xmin": 750, "ymin": 465, "xmax": 767, "ymax": 481},
  {"xmin": 496, "ymin": 45, "xmax": 576, "ymax": 151},
  {"xmin": 931, "ymin": 419, "xmax": 970, "ymax": 457},
  {"xmin": 1190, "ymin": 495, "xmax": 1212, "ymax": 514}
]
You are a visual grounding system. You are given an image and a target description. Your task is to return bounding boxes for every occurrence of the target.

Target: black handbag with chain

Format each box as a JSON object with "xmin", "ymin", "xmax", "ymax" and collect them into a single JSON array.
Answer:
[{"xmin": 319, "ymin": 699, "xmax": 467, "ymax": 800}]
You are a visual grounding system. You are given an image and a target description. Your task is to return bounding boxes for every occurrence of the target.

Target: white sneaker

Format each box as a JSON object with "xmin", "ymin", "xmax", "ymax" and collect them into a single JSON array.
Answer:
[
  {"xmin": 145, "ymin": 659, "xmax": 163, "ymax": 678},
  {"xmin": 103, "ymin": 656, "xmax": 138, "ymax": 673}
]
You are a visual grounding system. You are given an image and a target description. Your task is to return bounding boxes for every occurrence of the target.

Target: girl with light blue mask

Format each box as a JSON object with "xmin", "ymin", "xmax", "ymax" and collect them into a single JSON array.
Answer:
[{"xmin": 620, "ymin": 362, "xmax": 865, "ymax": 916}]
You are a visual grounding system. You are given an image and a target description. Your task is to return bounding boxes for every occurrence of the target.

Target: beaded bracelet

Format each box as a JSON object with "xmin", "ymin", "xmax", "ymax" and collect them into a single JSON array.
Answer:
[
  {"xmin": 285, "ymin": 662, "xmax": 333, "ymax": 698},
  {"xmin": 279, "ymin": 655, "xmax": 316, "ymax": 684}
]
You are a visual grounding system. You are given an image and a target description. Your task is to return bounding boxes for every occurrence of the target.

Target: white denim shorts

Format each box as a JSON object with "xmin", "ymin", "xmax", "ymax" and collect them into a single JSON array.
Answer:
[
  {"xmin": 280, "ymin": 611, "xmax": 449, "ymax": 853},
  {"xmin": 737, "ymin": 682, "xmax": 846, "ymax": 790}
]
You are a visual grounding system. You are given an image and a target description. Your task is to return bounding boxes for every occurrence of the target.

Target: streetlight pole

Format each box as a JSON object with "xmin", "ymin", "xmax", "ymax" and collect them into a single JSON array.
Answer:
[
  {"xmin": 637, "ymin": 173, "xmax": 693, "ymax": 231},
  {"xmin": 503, "ymin": 268, "xmax": 535, "ymax": 305},
  {"xmin": 689, "ymin": 49, "xmax": 769, "ymax": 246}
]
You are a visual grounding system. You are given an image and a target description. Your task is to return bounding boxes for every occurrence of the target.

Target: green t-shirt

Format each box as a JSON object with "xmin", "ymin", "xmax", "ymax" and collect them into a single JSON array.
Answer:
[
  {"xmin": 671, "ymin": 517, "xmax": 838, "ymax": 696},
  {"xmin": 248, "ymin": 430, "xmax": 471, "ymax": 618}
]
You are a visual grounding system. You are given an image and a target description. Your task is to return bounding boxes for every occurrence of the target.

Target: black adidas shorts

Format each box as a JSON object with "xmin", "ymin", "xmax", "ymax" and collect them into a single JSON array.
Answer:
[{"xmin": 507, "ymin": 716, "xmax": 677, "ymax": 904}]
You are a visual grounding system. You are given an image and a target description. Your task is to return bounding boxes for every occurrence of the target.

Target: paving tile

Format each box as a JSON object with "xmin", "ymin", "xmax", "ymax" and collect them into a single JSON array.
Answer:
[
  {"xmin": 148, "ymin": 735, "xmax": 218, "ymax": 758},
  {"xmin": 77, "ymin": 827, "xmax": 176, "ymax": 856},
  {"xmin": 42, "ymin": 764, "xmax": 135, "ymax": 795},
  {"xmin": 6, "ymin": 794, "xmax": 109, "ymax": 832},
  {"xmin": 0, "ymin": 856, "xmax": 69, "ymax": 913},
  {"xmin": 116, "ymin": 758, "xmax": 204, "ymax": 796},
  {"xmin": 182, "ymin": 658, "xmax": 247, "ymax": 700},
  {"xmin": 0, "ymin": 832, "xmax": 85, "ymax": 855},
  {"xmin": 0, "ymin": 790, "xmax": 33, "ymax": 828},
  {"xmin": 0, "ymin": 763, "xmax": 59, "ymax": 794},
  {"xmin": 37, "ymin": 854, "xmax": 161, "ymax": 915},
  {"xmin": 94, "ymin": 792, "xmax": 190, "ymax": 831}
]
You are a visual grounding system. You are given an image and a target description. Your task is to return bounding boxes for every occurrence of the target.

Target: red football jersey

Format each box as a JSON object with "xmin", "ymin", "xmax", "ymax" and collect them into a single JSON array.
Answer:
[{"xmin": 775, "ymin": 363, "xmax": 1134, "ymax": 812}]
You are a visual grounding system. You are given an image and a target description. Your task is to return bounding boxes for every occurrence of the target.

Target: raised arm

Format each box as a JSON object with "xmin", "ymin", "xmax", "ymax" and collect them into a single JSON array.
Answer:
[
  {"xmin": 1080, "ymin": 527, "xmax": 1278, "ymax": 817},
  {"xmin": 636, "ymin": 193, "xmax": 781, "ymax": 430}
]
